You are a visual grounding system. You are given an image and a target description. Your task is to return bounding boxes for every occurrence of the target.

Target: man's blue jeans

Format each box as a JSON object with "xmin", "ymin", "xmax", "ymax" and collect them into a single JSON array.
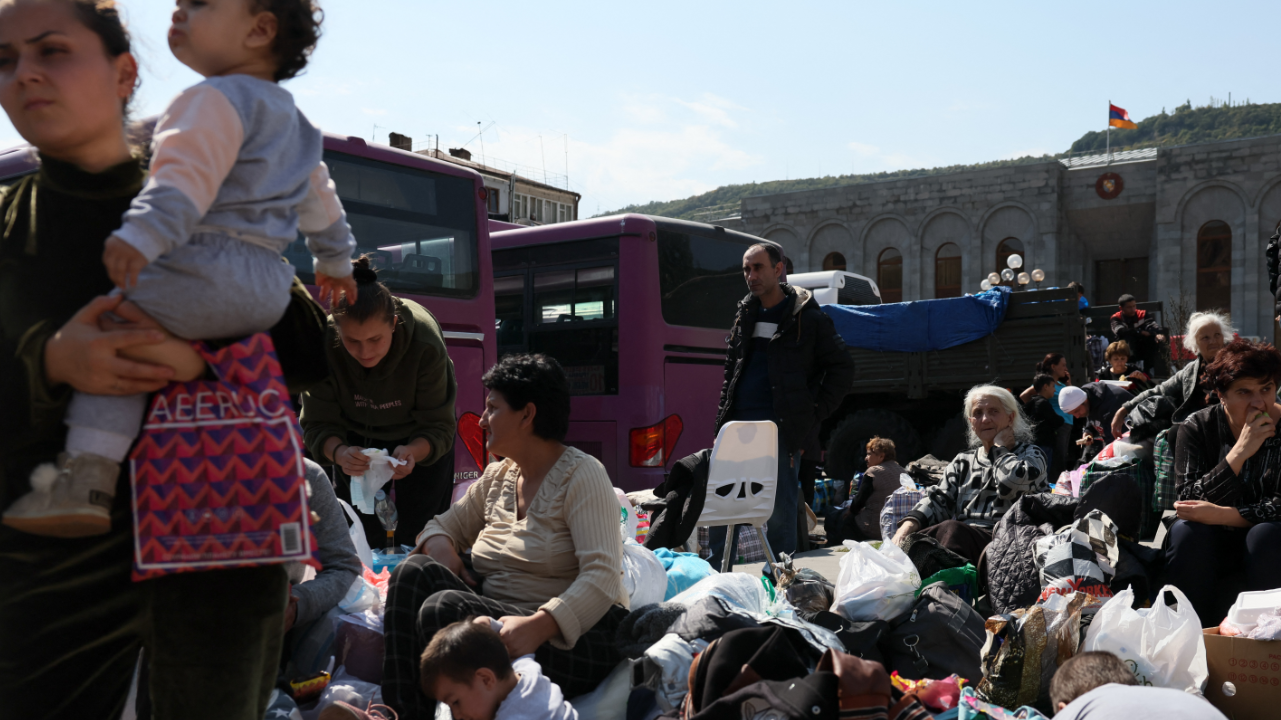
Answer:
[{"xmin": 707, "ymin": 431, "xmax": 801, "ymax": 569}]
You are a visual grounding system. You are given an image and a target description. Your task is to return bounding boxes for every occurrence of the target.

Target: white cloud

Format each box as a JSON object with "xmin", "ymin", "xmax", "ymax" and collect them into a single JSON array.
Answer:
[{"xmin": 470, "ymin": 94, "xmax": 763, "ymax": 211}]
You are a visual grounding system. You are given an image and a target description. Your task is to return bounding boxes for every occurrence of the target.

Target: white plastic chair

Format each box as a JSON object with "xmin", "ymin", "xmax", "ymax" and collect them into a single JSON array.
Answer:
[{"xmin": 697, "ymin": 420, "xmax": 780, "ymax": 574}]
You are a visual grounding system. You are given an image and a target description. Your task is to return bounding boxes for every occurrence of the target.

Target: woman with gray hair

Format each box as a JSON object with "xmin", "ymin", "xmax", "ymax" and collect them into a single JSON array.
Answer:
[
  {"xmin": 891, "ymin": 385, "xmax": 1048, "ymax": 563},
  {"xmin": 1110, "ymin": 310, "xmax": 1233, "ymax": 438}
]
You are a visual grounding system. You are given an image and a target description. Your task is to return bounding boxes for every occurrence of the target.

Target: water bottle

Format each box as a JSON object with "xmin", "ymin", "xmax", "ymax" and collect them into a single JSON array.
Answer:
[{"xmin": 374, "ymin": 489, "xmax": 398, "ymax": 553}]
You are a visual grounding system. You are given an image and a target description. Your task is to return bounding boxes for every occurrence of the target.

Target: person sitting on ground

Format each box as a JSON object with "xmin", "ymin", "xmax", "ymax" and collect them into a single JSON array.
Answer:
[
  {"xmin": 1050, "ymin": 651, "xmax": 1225, "ymax": 719},
  {"xmin": 283, "ymin": 459, "xmax": 363, "ymax": 677},
  {"xmin": 891, "ymin": 385, "xmax": 1047, "ymax": 564},
  {"xmin": 1165, "ymin": 339, "xmax": 1281, "ymax": 625},
  {"xmin": 825, "ymin": 437, "xmax": 904, "ymax": 543},
  {"xmin": 380, "ymin": 354, "xmax": 627, "ymax": 720},
  {"xmin": 419, "ymin": 618, "xmax": 577, "ymax": 720},
  {"xmin": 1110, "ymin": 294, "xmax": 1166, "ymax": 373},
  {"xmin": 1022, "ymin": 374, "xmax": 1065, "ymax": 476},
  {"xmin": 1096, "ymin": 340, "xmax": 1151, "ymax": 391},
  {"xmin": 1110, "ymin": 311, "xmax": 1233, "ymax": 440},
  {"xmin": 1058, "ymin": 381, "xmax": 1134, "ymax": 458}
]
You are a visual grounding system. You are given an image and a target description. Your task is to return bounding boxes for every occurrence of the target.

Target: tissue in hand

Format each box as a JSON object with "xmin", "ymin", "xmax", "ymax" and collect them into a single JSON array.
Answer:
[{"xmin": 351, "ymin": 449, "xmax": 406, "ymax": 513}]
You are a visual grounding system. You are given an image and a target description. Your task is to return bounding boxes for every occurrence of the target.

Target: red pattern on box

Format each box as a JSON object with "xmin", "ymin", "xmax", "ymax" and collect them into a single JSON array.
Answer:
[{"xmin": 129, "ymin": 333, "xmax": 320, "ymax": 581}]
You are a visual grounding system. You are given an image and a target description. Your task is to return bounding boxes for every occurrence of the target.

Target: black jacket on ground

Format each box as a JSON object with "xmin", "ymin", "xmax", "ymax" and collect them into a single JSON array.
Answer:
[
  {"xmin": 716, "ymin": 284, "xmax": 855, "ymax": 453},
  {"xmin": 642, "ymin": 449, "xmax": 710, "ymax": 550},
  {"xmin": 982, "ymin": 493, "xmax": 1077, "ymax": 615}
]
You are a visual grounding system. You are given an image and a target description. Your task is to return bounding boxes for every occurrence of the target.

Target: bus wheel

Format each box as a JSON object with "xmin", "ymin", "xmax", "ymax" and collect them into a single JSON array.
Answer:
[{"xmin": 824, "ymin": 409, "xmax": 923, "ymax": 482}]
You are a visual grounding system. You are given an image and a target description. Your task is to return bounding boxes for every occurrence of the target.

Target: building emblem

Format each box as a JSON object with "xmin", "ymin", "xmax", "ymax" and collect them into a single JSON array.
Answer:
[{"xmin": 1096, "ymin": 172, "xmax": 1124, "ymax": 200}]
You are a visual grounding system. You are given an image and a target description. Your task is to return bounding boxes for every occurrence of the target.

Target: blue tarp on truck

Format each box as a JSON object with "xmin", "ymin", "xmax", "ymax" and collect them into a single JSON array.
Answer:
[{"xmin": 822, "ymin": 287, "xmax": 1010, "ymax": 353}]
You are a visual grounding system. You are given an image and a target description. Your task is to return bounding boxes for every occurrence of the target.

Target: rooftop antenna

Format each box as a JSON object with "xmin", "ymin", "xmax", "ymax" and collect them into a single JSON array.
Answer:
[
  {"xmin": 477, "ymin": 122, "xmax": 486, "ymax": 167},
  {"xmin": 371, "ymin": 124, "xmax": 386, "ymax": 143},
  {"xmin": 539, "ymin": 135, "xmax": 547, "ymax": 184},
  {"xmin": 564, "ymin": 134, "xmax": 569, "ymax": 191}
]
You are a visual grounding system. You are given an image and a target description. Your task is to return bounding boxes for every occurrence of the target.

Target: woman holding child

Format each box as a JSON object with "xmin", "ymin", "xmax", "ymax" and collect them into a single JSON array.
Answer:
[
  {"xmin": 0, "ymin": 0, "xmax": 338, "ymax": 718},
  {"xmin": 382, "ymin": 354, "xmax": 628, "ymax": 720}
]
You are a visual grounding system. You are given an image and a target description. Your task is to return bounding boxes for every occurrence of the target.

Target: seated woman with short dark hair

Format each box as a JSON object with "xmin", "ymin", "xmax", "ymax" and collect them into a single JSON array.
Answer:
[
  {"xmin": 1166, "ymin": 339, "xmax": 1281, "ymax": 625},
  {"xmin": 380, "ymin": 355, "xmax": 628, "ymax": 720}
]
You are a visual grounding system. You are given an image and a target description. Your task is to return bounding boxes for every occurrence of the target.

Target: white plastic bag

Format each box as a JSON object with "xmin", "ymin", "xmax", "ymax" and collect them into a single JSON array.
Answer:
[
  {"xmin": 830, "ymin": 540, "xmax": 920, "ymax": 622},
  {"xmin": 302, "ymin": 665, "xmax": 382, "ymax": 720},
  {"xmin": 337, "ymin": 498, "xmax": 374, "ymax": 568},
  {"xmin": 622, "ymin": 539, "xmax": 667, "ymax": 609},
  {"xmin": 615, "ymin": 487, "xmax": 640, "ymax": 542},
  {"xmin": 350, "ymin": 449, "xmax": 406, "ymax": 513},
  {"xmin": 337, "ymin": 574, "xmax": 381, "ymax": 615},
  {"xmin": 1082, "ymin": 585, "xmax": 1208, "ymax": 693},
  {"xmin": 669, "ymin": 573, "xmax": 768, "ymax": 614}
]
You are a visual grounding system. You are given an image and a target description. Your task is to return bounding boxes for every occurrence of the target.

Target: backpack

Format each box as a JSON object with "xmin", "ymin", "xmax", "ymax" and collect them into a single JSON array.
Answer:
[{"xmin": 878, "ymin": 582, "xmax": 986, "ymax": 681}]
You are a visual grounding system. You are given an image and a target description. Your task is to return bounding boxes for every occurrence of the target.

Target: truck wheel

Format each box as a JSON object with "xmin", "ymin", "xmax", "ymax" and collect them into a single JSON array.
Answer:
[
  {"xmin": 824, "ymin": 410, "xmax": 924, "ymax": 481},
  {"xmin": 930, "ymin": 414, "xmax": 969, "ymax": 464}
]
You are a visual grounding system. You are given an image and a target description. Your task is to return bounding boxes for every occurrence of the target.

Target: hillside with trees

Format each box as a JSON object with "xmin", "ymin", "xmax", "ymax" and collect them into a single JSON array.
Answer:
[{"xmin": 600, "ymin": 101, "xmax": 1281, "ymax": 220}]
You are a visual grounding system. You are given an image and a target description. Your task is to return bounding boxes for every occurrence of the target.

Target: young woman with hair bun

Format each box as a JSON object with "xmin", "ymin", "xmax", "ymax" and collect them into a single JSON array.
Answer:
[{"xmin": 301, "ymin": 254, "xmax": 459, "ymax": 550}]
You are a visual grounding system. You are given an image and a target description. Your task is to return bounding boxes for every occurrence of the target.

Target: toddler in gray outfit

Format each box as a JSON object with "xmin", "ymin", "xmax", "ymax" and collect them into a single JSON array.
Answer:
[{"xmin": 2, "ymin": 0, "xmax": 356, "ymax": 536}]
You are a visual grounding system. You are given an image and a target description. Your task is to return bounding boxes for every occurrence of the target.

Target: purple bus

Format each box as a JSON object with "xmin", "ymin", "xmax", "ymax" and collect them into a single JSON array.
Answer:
[
  {"xmin": 490, "ymin": 214, "xmax": 767, "ymax": 491},
  {"xmin": 0, "ymin": 134, "xmax": 497, "ymax": 501}
]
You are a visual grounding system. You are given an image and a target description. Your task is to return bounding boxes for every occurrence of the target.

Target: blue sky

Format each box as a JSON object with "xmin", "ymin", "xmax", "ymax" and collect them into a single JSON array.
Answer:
[{"xmin": 5, "ymin": 0, "xmax": 1278, "ymax": 213}]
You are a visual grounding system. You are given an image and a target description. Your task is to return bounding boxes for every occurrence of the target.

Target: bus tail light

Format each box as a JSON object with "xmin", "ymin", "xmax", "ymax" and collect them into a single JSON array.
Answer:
[
  {"xmin": 629, "ymin": 415, "xmax": 683, "ymax": 468},
  {"xmin": 457, "ymin": 412, "xmax": 489, "ymax": 470}
]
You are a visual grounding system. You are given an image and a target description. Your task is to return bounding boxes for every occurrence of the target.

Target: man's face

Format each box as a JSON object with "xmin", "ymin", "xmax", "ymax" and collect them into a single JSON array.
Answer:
[
  {"xmin": 742, "ymin": 247, "xmax": 782, "ymax": 298},
  {"xmin": 1121, "ymin": 301, "xmax": 1137, "ymax": 318},
  {"xmin": 1068, "ymin": 400, "xmax": 1089, "ymax": 419}
]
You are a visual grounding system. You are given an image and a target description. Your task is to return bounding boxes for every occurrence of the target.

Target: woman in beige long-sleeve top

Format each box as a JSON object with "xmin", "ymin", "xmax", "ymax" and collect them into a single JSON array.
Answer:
[{"xmin": 380, "ymin": 354, "xmax": 628, "ymax": 719}]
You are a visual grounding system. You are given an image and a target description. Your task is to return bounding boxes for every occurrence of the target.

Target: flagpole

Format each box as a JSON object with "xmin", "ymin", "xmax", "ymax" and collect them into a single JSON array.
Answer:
[{"xmin": 1106, "ymin": 100, "xmax": 1111, "ymax": 163}]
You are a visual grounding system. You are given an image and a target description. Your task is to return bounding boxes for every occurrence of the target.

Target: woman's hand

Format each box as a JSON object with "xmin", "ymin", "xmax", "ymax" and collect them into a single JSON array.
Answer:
[
  {"xmin": 335, "ymin": 445, "xmax": 371, "ymax": 477},
  {"xmin": 1174, "ymin": 500, "xmax": 1248, "ymax": 527},
  {"xmin": 993, "ymin": 427, "xmax": 1015, "ymax": 449},
  {"xmin": 495, "ymin": 611, "xmax": 560, "ymax": 658},
  {"xmin": 44, "ymin": 295, "xmax": 175, "ymax": 395},
  {"xmin": 410, "ymin": 535, "xmax": 478, "ymax": 587},
  {"xmin": 1227, "ymin": 410, "xmax": 1275, "ymax": 473},
  {"xmin": 316, "ymin": 272, "xmax": 358, "ymax": 307},
  {"xmin": 891, "ymin": 518, "xmax": 920, "ymax": 548},
  {"xmin": 390, "ymin": 439, "xmax": 431, "ymax": 480},
  {"xmin": 1111, "ymin": 408, "xmax": 1128, "ymax": 439}
]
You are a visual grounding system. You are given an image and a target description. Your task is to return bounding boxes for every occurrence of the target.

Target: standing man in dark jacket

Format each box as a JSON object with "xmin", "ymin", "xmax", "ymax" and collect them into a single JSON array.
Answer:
[
  {"xmin": 712, "ymin": 243, "xmax": 855, "ymax": 564},
  {"xmin": 1110, "ymin": 294, "xmax": 1165, "ymax": 373}
]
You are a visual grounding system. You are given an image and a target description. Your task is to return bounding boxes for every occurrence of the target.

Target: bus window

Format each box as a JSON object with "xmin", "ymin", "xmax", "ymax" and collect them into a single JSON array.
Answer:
[
  {"xmin": 658, "ymin": 229, "xmax": 756, "ymax": 330},
  {"xmin": 492, "ymin": 240, "xmax": 619, "ymax": 396},
  {"xmin": 284, "ymin": 150, "xmax": 480, "ymax": 298},
  {"xmin": 495, "ymin": 274, "xmax": 525, "ymax": 355}
]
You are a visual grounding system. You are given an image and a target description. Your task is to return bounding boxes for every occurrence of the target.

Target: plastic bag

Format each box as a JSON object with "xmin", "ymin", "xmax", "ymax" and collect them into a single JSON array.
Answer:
[
  {"xmin": 334, "ymin": 611, "xmax": 384, "ymax": 684},
  {"xmin": 669, "ymin": 572, "xmax": 769, "ymax": 614},
  {"xmin": 349, "ymin": 449, "xmax": 406, "ymax": 514},
  {"xmin": 622, "ymin": 539, "xmax": 668, "ymax": 610},
  {"xmin": 1081, "ymin": 585, "xmax": 1208, "ymax": 693},
  {"xmin": 336, "ymin": 499, "xmax": 373, "ymax": 568},
  {"xmin": 775, "ymin": 552, "xmax": 835, "ymax": 619},
  {"xmin": 615, "ymin": 487, "xmax": 640, "ymax": 543},
  {"xmin": 337, "ymin": 575, "xmax": 381, "ymax": 615},
  {"xmin": 830, "ymin": 540, "xmax": 921, "ymax": 622},
  {"xmin": 304, "ymin": 666, "xmax": 382, "ymax": 720},
  {"xmin": 1247, "ymin": 609, "xmax": 1281, "ymax": 640}
]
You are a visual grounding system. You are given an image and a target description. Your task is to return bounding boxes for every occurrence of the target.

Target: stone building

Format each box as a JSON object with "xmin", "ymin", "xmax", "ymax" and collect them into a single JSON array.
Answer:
[{"xmin": 740, "ymin": 134, "xmax": 1281, "ymax": 339}]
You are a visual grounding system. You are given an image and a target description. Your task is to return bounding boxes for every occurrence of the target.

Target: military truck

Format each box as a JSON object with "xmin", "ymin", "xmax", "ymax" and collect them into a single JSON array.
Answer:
[{"xmin": 787, "ymin": 275, "xmax": 1090, "ymax": 480}]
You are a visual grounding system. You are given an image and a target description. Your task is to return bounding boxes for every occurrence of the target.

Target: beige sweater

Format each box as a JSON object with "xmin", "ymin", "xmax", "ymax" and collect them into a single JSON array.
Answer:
[{"xmin": 418, "ymin": 446, "xmax": 627, "ymax": 649}]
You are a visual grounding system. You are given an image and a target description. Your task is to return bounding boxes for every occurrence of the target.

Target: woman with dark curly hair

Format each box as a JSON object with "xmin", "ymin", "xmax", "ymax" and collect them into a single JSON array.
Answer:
[
  {"xmin": 381, "ymin": 354, "xmax": 628, "ymax": 720},
  {"xmin": 1166, "ymin": 339, "xmax": 1281, "ymax": 624}
]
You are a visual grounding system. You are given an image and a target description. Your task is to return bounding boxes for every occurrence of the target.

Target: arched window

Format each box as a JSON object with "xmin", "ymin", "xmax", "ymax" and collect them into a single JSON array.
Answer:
[
  {"xmin": 935, "ymin": 243, "xmax": 962, "ymax": 298},
  {"xmin": 822, "ymin": 252, "xmax": 847, "ymax": 271},
  {"xmin": 996, "ymin": 238, "xmax": 1025, "ymax": 274},
  {"xmin": 877, "ymin": 248, "xmax": 903, "ymax": 303},
  {"xmin": 1197, "ymin": 220, "xmax": 1232, "ymax": 312}
]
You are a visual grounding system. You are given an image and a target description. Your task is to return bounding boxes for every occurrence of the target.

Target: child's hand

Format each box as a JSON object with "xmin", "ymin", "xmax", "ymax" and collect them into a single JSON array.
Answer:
[
  {"xmin": 316, "ymin": 272, "xmax": 358, "ymax": 306},
  {"xmin": 103, "ymin": 237, "xmax": 149, "ymax": 291}
]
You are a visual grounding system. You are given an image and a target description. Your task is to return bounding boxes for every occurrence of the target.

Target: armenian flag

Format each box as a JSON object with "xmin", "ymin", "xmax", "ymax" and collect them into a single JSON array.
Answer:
[{"xmin": 1109, "ymin": 103, "xmax": 1138, "ymax": 129}]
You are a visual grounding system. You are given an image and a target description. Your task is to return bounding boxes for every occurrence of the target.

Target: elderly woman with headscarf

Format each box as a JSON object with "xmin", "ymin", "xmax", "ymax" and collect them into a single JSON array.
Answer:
[
  {"xmin": 1110, "ymin": 311, "xmax": 1233, "ymax": 439},
  {"xmin": 891, "ymin": 385, "xmax": 1048, "ymax": 564}
]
